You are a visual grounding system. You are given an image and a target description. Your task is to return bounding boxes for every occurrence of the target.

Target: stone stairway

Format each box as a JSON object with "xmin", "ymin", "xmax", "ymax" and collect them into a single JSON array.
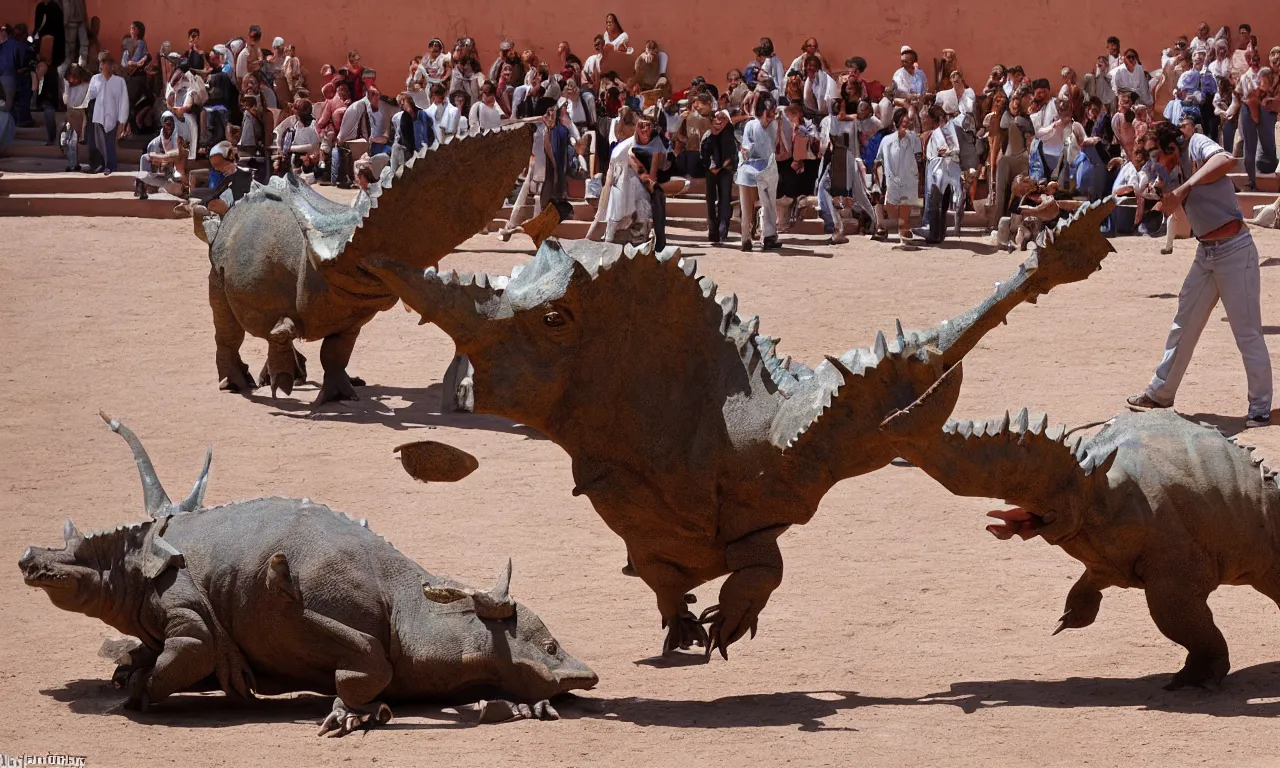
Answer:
[{"xmin": 1, "ymin": 112, "xmax": 183, "ymax": 218}]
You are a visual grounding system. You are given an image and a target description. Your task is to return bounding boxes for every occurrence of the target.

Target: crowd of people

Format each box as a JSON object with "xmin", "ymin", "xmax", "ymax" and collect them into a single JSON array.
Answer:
[{"xmin": 0, "ymin": 14, "xmax": 1278, "ymax": 244}]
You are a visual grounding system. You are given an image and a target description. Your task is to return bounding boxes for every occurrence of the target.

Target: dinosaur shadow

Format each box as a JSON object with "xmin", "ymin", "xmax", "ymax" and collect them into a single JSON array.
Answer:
[
  {"xmin": 264, "ymin": 383, "xmax": 548, "ymax": 438},
  {"xmin": 915, "ymin": 661, "xmax": 1280, "ymax": 718},
  {"xmin": 561, "ymin": 690, "xmax": 878, "ymax": 731},
  {"xmin": 40, "ymin": 679, "xmax": 486, "ymax": 731},
  {"xmin": 564, "ymin": 662, "xmax": 1280, "ymax": 730},
  {"xmin": 1260, "ymin": 257, "xmax": 1280, "ymax": 268},
  {"xmin": 1146, "ymin": 292, "xmax": 1178, "ymax": 299}
]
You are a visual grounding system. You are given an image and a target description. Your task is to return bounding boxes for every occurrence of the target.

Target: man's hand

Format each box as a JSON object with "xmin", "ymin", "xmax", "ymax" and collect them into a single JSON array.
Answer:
[
  {"xmin": 1161, "ymin": 183, "xmax": 1190, "ymax": 212},
  {"xmin": 117, "ymin": 125, "xmax": 129, "ymax": 139},
  {"xmin": 1082, "ymin": 136, "xmax": 1100, "ymax": 147},
  {"xmin": 1107, "ymin": 157, "xmax": 1123, "ymax": 171}
]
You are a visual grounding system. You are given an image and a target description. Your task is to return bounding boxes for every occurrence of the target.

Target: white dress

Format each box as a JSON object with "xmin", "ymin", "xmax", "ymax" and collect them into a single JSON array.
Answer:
[
  {"xmin": 877, "ymin": 130, "xmax": 922, "ymax": 206},
  {"xmin": 604, "ymin": 136, "xmax": 651, "ymax": 228}
]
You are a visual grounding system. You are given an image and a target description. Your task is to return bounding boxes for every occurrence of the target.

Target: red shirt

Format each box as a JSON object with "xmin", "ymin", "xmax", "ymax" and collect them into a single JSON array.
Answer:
[{"xmin": 349, "ymin": 65, "xmax": 366, "ymax": 100}]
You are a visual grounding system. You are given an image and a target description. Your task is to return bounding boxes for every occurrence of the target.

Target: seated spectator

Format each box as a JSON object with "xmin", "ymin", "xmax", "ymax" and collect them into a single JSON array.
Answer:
[
  {"xmin": 135, "ymin": 110, "xmax": 181, "ymax": 199},
  {"xmin": 603, "ymin": 13, "xmax": 631, "ymax": 54},
  {"xmin": 1082, "ymin": 56, "xmax": 1116, "ymax": 108},
  {"xmin": 801, "ymin": 54, "xmax": 835, "ymax": 121},
  {"xmin": 200, "ymin": 141, "xmax": 253, "ymax": 214},
  {"xmin": 390, "ymin": 91, "xmax": 433, "ymax": 173},
  {"xmin": 282, "ymin": 98, "xmax": 321, "ymax": 179},
  {"xmin": 283, "ymin": 44, "xmax": 305, "ymax": 97},
  {"xmin": 631, "ymin": 40, "xmax": 669, "ymax": 101},
  {"xmin": 469, "ymin": 80, "xmax": 505, "ymax": 132},
  {"xmin": 789, "ymin": 38, "xmax": 826, "ymax": 75}
]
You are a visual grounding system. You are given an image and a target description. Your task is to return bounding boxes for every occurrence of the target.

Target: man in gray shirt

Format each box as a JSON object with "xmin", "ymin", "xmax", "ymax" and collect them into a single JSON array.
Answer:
[
  {"xmin": 1128, "ymin": 122, "xmax": 1272, "ymax": 427},
  {"xmin": 332, "ymin": 85, "xmax": 388, "ymax": 186}
]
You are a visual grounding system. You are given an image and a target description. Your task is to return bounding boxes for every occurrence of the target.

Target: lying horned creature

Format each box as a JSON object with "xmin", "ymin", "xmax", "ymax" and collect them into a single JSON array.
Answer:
[{"xmin": 20, "ymin": 412, "xmax": 596, "ymax": 736}]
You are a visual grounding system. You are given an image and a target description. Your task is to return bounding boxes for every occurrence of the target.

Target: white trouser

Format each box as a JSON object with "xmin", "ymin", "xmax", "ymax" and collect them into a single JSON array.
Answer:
[
  {"xmin": 504, "ymin": 171, "xmax": 542, "ymax": 231},
  {"xmin": 755, "ymin": 163, "xmax": 779, "ymax": 239},
  {"xmin": 1145, "ymin": 229, "xmax": 1272, "ymax": 418}
]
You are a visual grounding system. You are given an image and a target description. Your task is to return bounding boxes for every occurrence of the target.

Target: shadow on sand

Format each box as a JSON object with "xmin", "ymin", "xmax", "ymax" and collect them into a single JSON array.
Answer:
[
  {"xmin": 43, "ymin": 661, "xmax": 1280, "ymax": 731},
  {"xmin": 253, "ymin": 382, "xmax": 546, "ymax": 438}
]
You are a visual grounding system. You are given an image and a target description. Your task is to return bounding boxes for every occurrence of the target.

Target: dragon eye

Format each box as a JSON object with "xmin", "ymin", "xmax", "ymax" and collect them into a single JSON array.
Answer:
[
  {"xmin": 543, "ymin": 311, "xmax": 566, "ymax": 328},
  {"xmin": 544, "ymin": 641, "xmax": 558, "ymax": 655}
]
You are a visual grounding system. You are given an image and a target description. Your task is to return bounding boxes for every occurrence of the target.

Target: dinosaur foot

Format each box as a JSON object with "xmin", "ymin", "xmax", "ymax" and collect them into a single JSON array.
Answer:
[
  {"xmin": 985, "ymin": 507, "xmax": 1041, "ymax": 540},
  {"xmin": 1164, "ymin": 654, "xmax": 1230, "ymax": 692},
  {"xmin": 217, "ymin": 362, "xmax": 257, "ymax": 394},
  {"xmin": 349, "ymin": 376, "xmax": 366, "ymax": 387},
  {"xmin": 699, "ymin": 603, "xmax": 759, "ymax": 660},
  {"xmin": 317, "ymin": 700, "xmax": 393, "ymax": 737},
  {"xmin": 661, "ymin": 597, "xmax": 708, "ymax": 655},
  {"xmin": 455, "ymin": 698, "xmax": 560, "ymax": 723},
  {"xmin": 314, "ymin": 373, "xmax": 361, "ymax": 406}
]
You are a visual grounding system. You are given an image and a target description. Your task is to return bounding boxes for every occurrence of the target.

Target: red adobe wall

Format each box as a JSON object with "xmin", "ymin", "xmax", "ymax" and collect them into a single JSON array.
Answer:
[{"xmin": 18, "ymin": 0, "xmax": 1270, "ymax": 95}]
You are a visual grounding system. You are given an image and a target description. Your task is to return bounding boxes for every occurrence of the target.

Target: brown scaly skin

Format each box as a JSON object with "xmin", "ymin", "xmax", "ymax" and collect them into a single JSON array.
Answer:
[
  {"xmin": 21, "ymin": 415, "xmax": 596, "ymax": 737},
  {"xmin": 368, "ymin": 199, "xmax": 1118, "ymax": 660},
  {"xmin": 197, "ymin": 124, "xmax": 535, "ymax": 405},
  {"xmin": 881, "ymin": 392, "xmax": 1280, "ymax": 691}
]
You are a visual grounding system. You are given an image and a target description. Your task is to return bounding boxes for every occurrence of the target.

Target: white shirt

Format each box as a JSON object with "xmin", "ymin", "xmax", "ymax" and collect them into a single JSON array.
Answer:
[
  {"xmin": 892, "ymin": 66, "xmax": 927, "ymax": 96},
  {"xmin": 583, "ymin": 53, "xmax": 602, "ymax": 84},
  {"xmin": 427, "ymin": 101, "xmax": 465, "ymax": 142},
  {"xmin": 1032, "ymin": 100, "xmax": 1063, "ymax": 154},
  {"xmin": 874, "ymin": 97, "xmax": 893, "ymax": 131},
  {"xmin": 603, "ymin": 30, "xmax": 630, "ymax": 53},
  {"xmin": 468, "ymin": 100, "xmax": 505, "ymax": 133},
  {"xmin": 935, "ymin": 86, "xmax": 975, "ymax": 119},
  {"xmin": 1109, "ymin": 63, "xmax": 1152, "ymax": 105},
  {"xmin": 926, "ymin": 121, "xmax": 961, "ymax": 194},
  {"xmin": 802, "ymin": 70, "xmax": 836, "ymax": 114},
  {"xmin": 1189, "ymin": 36, "xmax": 1211, "ymax": 55},
  {"xmin": 86, "ymin": 73, "xmax": 130, "ymax": 130}
]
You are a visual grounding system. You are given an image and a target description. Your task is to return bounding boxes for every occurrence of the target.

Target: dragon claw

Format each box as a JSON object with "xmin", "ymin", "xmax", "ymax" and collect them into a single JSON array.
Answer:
[
  {"xmin": 317, "ymin": 701, "xmax": 392, "ymax": 738},
  {"xmin": 661, "ymin": 608, "xmax": 708, "ymax": 655}
]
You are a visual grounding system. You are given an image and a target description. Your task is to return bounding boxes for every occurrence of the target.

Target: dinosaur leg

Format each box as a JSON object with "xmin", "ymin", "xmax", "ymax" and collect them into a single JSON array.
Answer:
[
  {"xmin": 310, "ymin": 616, "xmax": 395, "ymax": 737},
  {"xmin": 123, "ymin": 609, "xmax": 223, "ymax": 709},
  {"xmin": 209, "ymin": 267, "xmax": 256, "ymax": 394},
  {"xmin": 314, "ymin": 328, "xmax": 362, "ymax": 406},
  {"xmin": 632, "ymin": 557, "xmax": 706, "ymax": 655},
  {"xmin": 1145, "ymin": 577, "xmax": 1230, "ymax": 691},
  {"xmin": 700, "ymin": 527, "xmax": 785, "ymax": 660},
  {"xmin": 1053, "ymin": 569, "xmax": 1110, "ymax": 635}
]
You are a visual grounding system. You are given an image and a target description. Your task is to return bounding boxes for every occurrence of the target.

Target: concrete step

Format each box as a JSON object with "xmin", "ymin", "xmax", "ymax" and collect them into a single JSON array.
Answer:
[
  {"xmin": 16, "ymin": 125, "xmax": 56, "ymax": 142},
  {"xmin": 1237, "ymin": 191, "xmax": 1277, "ymax": 212},
  {"xmin": 0, "ymin": 171, "xmax": 138, "ymax": 195},
  {"xmin": 2, "ymin": 139, "xmax": 144, "ymax": 164},
  {"xmin": 0, "ymin": 156, "xmax": 80, "ymax": 173},
  {"xmin": 1228, "ymin": 173, "xmax": 1279, "ymax": 193},
  {"xmin": 0, "ymin": 190, "xmax": 184, "ymax": 218}
]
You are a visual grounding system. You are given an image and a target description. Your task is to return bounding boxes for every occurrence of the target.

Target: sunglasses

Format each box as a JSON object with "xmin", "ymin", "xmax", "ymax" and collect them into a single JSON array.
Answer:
[{"xmin": 1125, "ymin": 54, "xmax": 1137, "ymax": 61}]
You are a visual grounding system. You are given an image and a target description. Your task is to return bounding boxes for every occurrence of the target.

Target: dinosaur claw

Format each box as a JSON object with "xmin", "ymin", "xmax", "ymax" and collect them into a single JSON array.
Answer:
[{"xmin": 1052, "ymin": 619, "xmax": 1068, "ymax": 636}]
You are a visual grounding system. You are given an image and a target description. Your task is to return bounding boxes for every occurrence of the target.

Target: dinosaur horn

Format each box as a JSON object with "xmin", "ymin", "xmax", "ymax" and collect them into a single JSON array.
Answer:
[
  {"xmin": 99, "ymin": 411, "xmax": 172, "ymax": 518},
  {"xmin": 175, "ymin": 446, "xmax": 212, "ymax": 513},
  {"xmin": 361, "ymin": 257, "xmax": 499, "ymax": 340},
  {"xmin": 471, "ymin": 558, "xmax": 515, "ymax": 620},
  {"xmin": 904, "ymin": 198, "xmax": 1117, "ymax": 370}
]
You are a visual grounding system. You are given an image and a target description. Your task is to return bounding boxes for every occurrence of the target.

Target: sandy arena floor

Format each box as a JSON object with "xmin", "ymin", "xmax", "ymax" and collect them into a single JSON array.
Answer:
[{"xmin": 3, "ymin": 217, "xmax": 1280, "ymax": 767}]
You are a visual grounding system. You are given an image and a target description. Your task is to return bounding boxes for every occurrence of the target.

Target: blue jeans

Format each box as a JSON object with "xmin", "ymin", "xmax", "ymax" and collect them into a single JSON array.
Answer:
[
  {"xmin": 370, "ymin": 141, "xmax": 389, "ymax": 155},
  {"xmin": 1257, "ymin": 109, "xmax": 1279, "ymax": 176},
  {"xmin": 0, "ymin": 74, "xmax": 16, "ymax": 113},
  {"xmin": 90, "ymin": 123, "xmax": 117, "ymax": 171}
]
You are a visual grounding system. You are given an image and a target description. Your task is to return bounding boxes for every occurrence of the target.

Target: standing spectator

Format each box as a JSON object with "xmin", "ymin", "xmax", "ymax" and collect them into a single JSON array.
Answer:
[
  {"xmin": 991, "ymin": 87, "xmax": 1033, "ymax": 225},
  {"xmin": 874, "ymin": 107, "xmax": 923, "ymax": 242},
  {"xmin": 61, "ymin": 0, "xmax": 87, "ymax": 67},
  {"xmin": 202, "ymin": 47, "xmax": 238, "ymax": 150},
  {"xmin": 62, "ymin": 61, "xmax": 89, "ymax": 166},
  {"xmin": 630, "ymin": 112, "xmax": 670, "ymax": 249},
  {"xmin": 801, "ymin": 54, "xmax": 835, "ymax": 121},
  {"xmin": 1080, "ymin": 96, "xmax": 1116, "ymax": 200},
  {"xmin": 183, "ymin": 28, "xmax": 205, "ymax": 74},
  {"xmin": 34, "ymin": 0, "xmax": 64, "ymax": 72},
  {"xmin": 919, "ymin": 103, "xmax": 962, "ymax": 242},
  {"xmin": 775, "ymin": 100, "xmax": 818, "ymax": 232},
  {"xmin": 1213, "ymin": 75, "xmax": 1240, "ymax": 153},
  {"xmin": 1083, "ymin": 56, "xmax": 1116, "ymax": 109},
  {"xmin": 1238, "ymin": 52, "xmax": 1264, "ymax": 190},
  {"xmin": 0, "ymin": 25, "xmax": 21, "ymax": 115},
  {"xmin": 1110, "ymin": 48, "xmax": 1152, "ymax": 106},
  {"xmin": 736, "ymin": 94, "xmax": 780, "ymax": 251},
  {"xmin": 85, "ymin": 52, "xmax": 129, "ymax": 173},
  {"xmin": 1128, "ymin": 122, "xmax": 1271, "ymax": 427},
  {"xmin": 701, "ymin": 109, "xmax": 737, "ymax": 244}
]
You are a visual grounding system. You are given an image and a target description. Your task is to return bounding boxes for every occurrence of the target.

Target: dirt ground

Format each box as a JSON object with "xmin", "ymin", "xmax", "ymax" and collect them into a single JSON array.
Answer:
[{"xmin": 3, "ymin": 217, "xmax": 1280, "ymax": 767}]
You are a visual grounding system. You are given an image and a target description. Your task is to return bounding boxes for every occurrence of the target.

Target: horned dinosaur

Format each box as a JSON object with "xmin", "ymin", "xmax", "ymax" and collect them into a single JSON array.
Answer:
[
  {"xmin": 20, "ymin": 413, "xmax": 597, "ymax": 736},
  {"xmin": 194, "ymin": 123, "xmax": 534, "ymax": 405},
  {"xmin": 367, "ymin": 198, "xmax": 1118, "ymax": 659},
  {"xmin": 880, "ymin": 382, "xmax": 1280, "ymax": 691}
]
